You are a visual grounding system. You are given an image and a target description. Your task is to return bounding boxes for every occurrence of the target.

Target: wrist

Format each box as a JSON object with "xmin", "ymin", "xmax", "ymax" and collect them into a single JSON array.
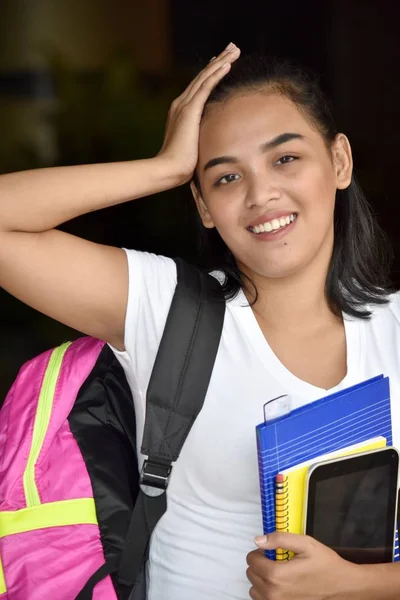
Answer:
[
  {"xmin": 345, "ymin": 563, "xmax": 400, "ymax": 600},
  {"xmin": 153, "ymin": 153, "xmax": 194, "ymax": 188}
]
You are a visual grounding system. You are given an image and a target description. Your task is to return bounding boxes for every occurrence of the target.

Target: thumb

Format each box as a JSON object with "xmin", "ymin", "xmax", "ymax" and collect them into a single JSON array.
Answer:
[{"xmin": 254, "ymin": 532, "xmax": 316, "ymax": 556}]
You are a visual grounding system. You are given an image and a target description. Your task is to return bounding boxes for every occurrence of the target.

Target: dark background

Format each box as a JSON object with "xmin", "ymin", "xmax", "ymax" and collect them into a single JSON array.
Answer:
[{"xmin": 1, "ymin": 0, "xmax": 399, "ymax": 398}]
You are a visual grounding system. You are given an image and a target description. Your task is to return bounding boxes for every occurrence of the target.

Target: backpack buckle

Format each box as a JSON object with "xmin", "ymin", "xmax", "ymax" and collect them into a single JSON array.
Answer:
[{"xmin": 140, "ymin": 459, "xmax": 172, "ymax": 497}]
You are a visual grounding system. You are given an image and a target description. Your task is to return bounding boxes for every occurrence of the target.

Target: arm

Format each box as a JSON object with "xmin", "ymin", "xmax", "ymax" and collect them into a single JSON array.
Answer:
[
  {"xmin": 0, "ymin": 44, "xmax": 240, "ymax": 350},
  {"xmin": 356, "ymin": 563, "xmax": 400, "ymax": 600},
  {"xmin": 0, "ymin": 159, "xmax": 183, "ymax": 235},
  {"xmin": 0, "ymin": 158, "xmax": 182, "ymax": 350}
]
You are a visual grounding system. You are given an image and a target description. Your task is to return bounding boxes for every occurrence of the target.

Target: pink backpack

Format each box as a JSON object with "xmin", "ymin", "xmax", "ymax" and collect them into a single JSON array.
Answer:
[{"xmin": 0, "ymin": 261, "xmax": 225, "ymax": 600}]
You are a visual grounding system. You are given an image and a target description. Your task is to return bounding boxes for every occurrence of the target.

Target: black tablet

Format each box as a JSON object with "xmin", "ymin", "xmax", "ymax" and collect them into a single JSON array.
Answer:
[{"xmin": 304, "ymin": 447, "xmax": 399, "ymax": 563}]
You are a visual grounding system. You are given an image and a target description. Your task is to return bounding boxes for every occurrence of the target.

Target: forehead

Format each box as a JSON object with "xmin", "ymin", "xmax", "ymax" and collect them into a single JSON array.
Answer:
[{"xmin": 198, "ymin": 92, "xmax": 319, "ymax": 162}]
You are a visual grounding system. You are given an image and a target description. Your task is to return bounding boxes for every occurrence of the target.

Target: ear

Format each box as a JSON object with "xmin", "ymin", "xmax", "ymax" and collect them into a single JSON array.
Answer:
[
  {"xmin": 190, "ymin": 181, "xmax": 215, "ymax": 229},
  {"xmin": 332, "ymin": 133, "xmax": 353, "ymax": 190}
]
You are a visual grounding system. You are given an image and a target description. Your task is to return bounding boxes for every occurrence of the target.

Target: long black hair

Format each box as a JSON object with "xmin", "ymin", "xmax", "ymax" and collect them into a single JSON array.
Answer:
[{"xmin": 193, "ymin": 54, "xmax": 393, "ymax": 319}]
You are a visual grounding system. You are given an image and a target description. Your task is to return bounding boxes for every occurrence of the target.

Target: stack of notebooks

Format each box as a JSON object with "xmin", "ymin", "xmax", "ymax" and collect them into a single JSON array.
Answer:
[{"xmin": 255, "ymin": 375, "xmax": 399, "ymax": 561}]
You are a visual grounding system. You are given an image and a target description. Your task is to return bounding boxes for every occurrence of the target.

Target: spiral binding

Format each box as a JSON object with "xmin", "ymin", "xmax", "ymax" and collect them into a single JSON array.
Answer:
[{"xmin": 275, "ymin": 474, "xmax": 290, "ymax": 561}]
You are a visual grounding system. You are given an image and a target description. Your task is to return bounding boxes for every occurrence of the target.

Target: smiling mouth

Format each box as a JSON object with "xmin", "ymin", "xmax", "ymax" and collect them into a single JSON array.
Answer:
[{"xmin": 247, "ymin": 213, "xmax": 298, "ymax": 234}]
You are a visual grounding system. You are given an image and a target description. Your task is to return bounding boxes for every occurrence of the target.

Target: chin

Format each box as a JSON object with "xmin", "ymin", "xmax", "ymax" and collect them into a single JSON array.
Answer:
[
  {"xmin": 238, "ymin": 240, "xmax": 332, "ymax": 282},
  {"xmin": 243, "ymin": 256, "xmax": 306, "ymax": 281}
]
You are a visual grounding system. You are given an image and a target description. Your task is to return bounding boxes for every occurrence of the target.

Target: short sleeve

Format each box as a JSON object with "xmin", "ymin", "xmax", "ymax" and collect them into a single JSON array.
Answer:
[
  {"xmin": 388, "ymin": 291, "xmax": 400, "ymax": 326},
  {"xmin": 109, "ymin": 249, "xmax": 177, "ymax": 395}
]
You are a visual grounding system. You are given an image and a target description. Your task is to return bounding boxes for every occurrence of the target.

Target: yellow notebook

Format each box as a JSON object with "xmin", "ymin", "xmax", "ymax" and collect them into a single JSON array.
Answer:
[{"xmin": 274, "ymin": 436, "xmax": 387, "ymax": 560}]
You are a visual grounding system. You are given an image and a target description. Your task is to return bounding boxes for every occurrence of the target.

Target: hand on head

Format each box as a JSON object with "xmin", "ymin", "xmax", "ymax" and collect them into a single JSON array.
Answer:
[{"xmin": 158, "ymin": 43, "xmax": 240, "ymax": 184}]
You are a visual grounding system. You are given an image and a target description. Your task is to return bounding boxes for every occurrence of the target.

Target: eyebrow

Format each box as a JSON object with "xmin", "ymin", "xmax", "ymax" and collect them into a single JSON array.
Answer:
[
  {"xmin": 260, "ymin": 132, "xmax": 304, "ymax": 152},
  {"xmin": 203, "ymin": 132, "xmax": 304, "ymax": 172}
]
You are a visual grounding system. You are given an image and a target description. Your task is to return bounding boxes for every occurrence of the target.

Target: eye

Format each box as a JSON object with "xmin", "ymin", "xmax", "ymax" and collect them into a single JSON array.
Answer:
[
  {"xmin": 215, "ymin": 173, "xmax": 240, "ymax": 186},
  {"xmin": 274, "ymin": 155, "xmax": 298, "ymax": 166}
]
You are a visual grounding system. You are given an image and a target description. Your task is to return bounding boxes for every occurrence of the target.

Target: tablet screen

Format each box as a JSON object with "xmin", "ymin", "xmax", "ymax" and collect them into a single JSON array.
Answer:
[{"xmin": 305, "ymin": 448, "xmax": 398, "ymax": 563}]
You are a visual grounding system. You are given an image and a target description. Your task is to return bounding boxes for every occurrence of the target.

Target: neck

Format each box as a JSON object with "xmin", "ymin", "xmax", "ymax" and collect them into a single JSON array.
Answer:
[{"xmin": 240, "ymin": 257, "xmax": 340, "ymax": 334}]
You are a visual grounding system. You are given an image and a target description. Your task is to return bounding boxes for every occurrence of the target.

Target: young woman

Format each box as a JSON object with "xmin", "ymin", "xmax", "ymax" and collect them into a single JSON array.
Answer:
[{"xmin": 0, "ymin": 43, "xmax": 399, "ymax": 599}]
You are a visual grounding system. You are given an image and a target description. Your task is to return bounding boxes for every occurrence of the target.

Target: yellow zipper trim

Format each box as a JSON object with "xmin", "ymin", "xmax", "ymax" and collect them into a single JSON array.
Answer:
[
  {"xmin": 0, "ymin": 554, "xmax": 5, "ymax": 594},
  {"xmin": 23, "ymin": 342, "xmax": 72, "ymax": 507}
]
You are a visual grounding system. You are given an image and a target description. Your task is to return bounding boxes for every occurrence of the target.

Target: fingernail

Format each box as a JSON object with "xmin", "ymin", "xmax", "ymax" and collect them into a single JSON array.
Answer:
[
  {"xmin": 255, "ymin": 535, "xmax": 268, "ymax": 546},
  {"xmin": 209, "ymin": 56, "xmax": 216, "ymax": 62},
  {"xmin": 226, "ymin": 42, "xmax": 235, "ymax": 50}
]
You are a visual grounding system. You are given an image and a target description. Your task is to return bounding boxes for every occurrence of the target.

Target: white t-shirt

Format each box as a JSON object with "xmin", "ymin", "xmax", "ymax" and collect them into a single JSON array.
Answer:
[{"xmin": 111, "ymin": 249, "xmax": 400, "ymax": 600}]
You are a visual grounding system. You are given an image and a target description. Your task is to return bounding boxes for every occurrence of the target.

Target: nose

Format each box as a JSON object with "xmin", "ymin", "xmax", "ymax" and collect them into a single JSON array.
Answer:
[{"xmin": 244, "ymin": 172, "xmax": 281, "ymax": 209}]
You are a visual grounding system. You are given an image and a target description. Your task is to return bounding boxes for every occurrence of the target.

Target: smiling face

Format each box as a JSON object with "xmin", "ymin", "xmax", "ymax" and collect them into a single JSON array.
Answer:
[{"xmin": 192, "ymin": 91, "xmax": 352, "ymax": 285}]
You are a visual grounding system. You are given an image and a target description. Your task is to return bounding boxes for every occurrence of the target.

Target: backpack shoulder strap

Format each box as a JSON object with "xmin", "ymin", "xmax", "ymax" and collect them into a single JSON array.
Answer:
[
  {"xmin": 141, "ymin": 257, "xmax": 225, "ymax": 465},
  {"xmin": 76, "ymin": 259, "xmax": 226, "ymax": 600}
]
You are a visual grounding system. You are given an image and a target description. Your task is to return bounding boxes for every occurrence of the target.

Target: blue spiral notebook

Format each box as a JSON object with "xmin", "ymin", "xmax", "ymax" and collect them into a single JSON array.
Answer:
[{"xmin": 256, "ymin": 375, "xmax": 399, "ymax": 561}]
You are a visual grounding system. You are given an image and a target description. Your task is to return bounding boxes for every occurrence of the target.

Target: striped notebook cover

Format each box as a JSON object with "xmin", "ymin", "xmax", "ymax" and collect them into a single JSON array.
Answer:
[{"xmin": 255, "ymin": 375, "xmax": 399, "ymax": 561}]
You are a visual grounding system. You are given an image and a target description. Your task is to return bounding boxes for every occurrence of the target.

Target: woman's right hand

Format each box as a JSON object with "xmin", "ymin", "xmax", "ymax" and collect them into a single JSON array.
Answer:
[{"xmin": 158, "ymin": 42, "xmax": 241, "ymax": 185}]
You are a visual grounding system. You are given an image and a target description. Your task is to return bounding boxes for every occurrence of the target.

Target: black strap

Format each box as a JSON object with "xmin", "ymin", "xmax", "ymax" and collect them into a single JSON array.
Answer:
[
  {"xmin": 141, "ymin": 258, "xmax": 225, "ymax": 461},
  {"xmin": 117, "ymin": 489, "xmax": 166, "ymax": 585},
  {"xmin": 75, "ymin": 557, "xmax": 118, "ymax": 600},
  {"xmin": 75, "ymin": 260, "xmax": 225, "ymax": 599}
]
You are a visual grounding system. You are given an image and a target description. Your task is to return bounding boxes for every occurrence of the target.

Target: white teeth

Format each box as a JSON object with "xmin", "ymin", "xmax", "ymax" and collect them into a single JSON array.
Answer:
[
  {"xmin": 271, "ymin": 219, "xmax": 280, "ymax": 230},
  {"xmin": 249, "ymin": 213, "xmax": 297, "ymax": 234}
]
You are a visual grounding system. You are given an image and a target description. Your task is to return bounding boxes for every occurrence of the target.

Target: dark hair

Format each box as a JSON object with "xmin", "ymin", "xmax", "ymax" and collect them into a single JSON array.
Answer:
[{"xmin": 193, "ymin": 54, "xmax": 393, "ymax": 319}]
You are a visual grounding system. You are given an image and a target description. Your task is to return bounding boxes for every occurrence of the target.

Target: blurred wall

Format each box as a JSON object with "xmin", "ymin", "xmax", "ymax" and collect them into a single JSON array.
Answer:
[
  {"xmin": 327, "ymin": 0, "xmax": 400, "ymax": 262},
  {"xmin": 0, "ymin": 0, "xmax": 171, "ymax": 169}
]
